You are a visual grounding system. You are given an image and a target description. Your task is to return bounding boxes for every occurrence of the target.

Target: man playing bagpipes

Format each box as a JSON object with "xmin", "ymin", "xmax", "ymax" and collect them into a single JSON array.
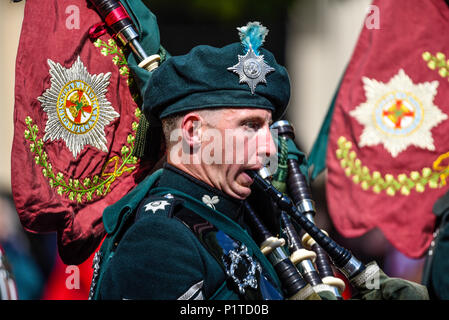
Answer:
[
  {"xmin": 87, "ymin": 3, "xmax": 429, "ymax": 300},
  {"xmin": 11, "ymin": 0, "xmax": 429, "ymax": 300}
]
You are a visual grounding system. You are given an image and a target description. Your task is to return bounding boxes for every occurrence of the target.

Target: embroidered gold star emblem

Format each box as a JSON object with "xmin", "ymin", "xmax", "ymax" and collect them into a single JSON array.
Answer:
[
  {"xmin": 350, "ymin": 69, "xmax": 447, "ymax": 157},
  {"xmin": 37, "ymin": 56, "xmax": 119, "ymax": 158}
]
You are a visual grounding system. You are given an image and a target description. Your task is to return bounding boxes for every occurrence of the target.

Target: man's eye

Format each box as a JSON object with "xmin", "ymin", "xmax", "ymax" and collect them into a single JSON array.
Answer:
[{"xmin": 244, "ymin": 121, "xmax": 261, "ymax": 131}]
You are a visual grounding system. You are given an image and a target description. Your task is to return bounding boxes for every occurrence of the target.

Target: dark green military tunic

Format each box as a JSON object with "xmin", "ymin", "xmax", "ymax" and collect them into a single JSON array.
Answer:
[
  {"xmin": 422, "ymin": 190, "xmax": 449, "ymax": 300},
  {"xmin": 94, "ymin": 164, "xmax": 283, "ymax": 300}
]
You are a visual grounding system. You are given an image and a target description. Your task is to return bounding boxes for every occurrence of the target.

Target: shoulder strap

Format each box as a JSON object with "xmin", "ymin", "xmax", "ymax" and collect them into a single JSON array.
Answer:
[
  {"xmin": 150, "ymin": 187, "xmax": 282, "ymax": 290},
  {"xmin": 170, "ymin": 196, "xmax": 284, "ymax": 300},
  {"xmin": 135, "ymin": 195, "xmax": 183, "ymax": 221}
]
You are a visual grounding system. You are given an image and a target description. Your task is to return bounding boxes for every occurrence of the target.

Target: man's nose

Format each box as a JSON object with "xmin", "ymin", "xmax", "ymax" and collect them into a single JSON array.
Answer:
[{"xmin": 258, "ymin": 126, "xmax": 277, "ymax": 158}]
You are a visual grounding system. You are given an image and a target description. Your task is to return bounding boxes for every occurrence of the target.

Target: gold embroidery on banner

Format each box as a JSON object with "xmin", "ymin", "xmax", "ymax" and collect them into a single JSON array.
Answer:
[
  {"xmin": 101, "ymin": 155, "xmax": 136, "ymax": 193},
  {"xmin": 24, "ymin": 112, "xmax": 139, "ymax": 203},
  {"xmin": 93, "ymin": 37, "xmax": 140, "ymax": 103},
  {"xmin": 24, "ymin": 36, "xmax": 142, "ymax": 203},
  {"xmin": 94, "ymin": 38, "xmax": 130, "ymax": 77},
  {"xmin": 349, "ymin": 69, "xmax": 446, "ymax": 158},
  {"xmin": 433, "ymin": 152, "xmax": 449, "ymax": 186},
  {"xmin": 422, "ymin": 51, "xmax": 449, "ymax": 79},
  {"xmin": 336, "ymin": 136, "xmax": 449, "ymax": 196}
]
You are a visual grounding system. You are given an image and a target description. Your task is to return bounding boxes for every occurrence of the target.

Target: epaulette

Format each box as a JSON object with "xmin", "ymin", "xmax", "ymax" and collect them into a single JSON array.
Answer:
[
  {"xmin": 135, "ymin": 193, "xmax": 183, "ymax": 221},
  {"xmin": 89, "ymin": 192, "xmax": 183, "ymax": 300}
]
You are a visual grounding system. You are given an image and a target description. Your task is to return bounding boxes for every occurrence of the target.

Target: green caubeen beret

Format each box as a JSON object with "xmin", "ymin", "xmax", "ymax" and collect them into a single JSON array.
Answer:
[{"xmin": 143, "ymin": 22, "xmax": 290, "ymax": 122}]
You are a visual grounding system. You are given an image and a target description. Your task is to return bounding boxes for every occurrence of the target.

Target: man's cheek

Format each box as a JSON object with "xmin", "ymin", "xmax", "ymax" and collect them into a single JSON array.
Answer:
[{"xmin": 244, "ymin": 138, "xmax": 260, "ymax": 165}]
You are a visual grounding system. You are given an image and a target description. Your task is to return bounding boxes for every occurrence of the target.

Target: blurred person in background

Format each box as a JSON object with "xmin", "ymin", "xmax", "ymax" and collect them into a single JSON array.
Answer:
[
  {"xmin": 0, "ymin": 244, "xmax": 17, "ymax": 300},
  {"xmin": 0, "ymin": 191, "xmax": 56, "ymax": 299}
]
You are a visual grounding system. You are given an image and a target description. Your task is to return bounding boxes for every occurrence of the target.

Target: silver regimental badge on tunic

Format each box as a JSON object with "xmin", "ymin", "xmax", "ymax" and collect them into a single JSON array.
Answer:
[
  {"xmin": 38, "ymin": 56, "xmax": 119, "ymax": 158},
  {"xmin": 222, "ymin": 244, "xmax": 261, "ymax": 295},
  {"xmin": 228, "ymin": 45, "xmax": 275, "ymax": 94}
]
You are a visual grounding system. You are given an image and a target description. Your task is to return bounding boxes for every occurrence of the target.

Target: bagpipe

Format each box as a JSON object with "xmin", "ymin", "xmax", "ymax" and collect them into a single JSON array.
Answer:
[
  {"xmin": 88, "ymin": 0, "xmax": 167, "ymax": 164},
  {"xmin": 244, "ymin": 119, "xmax": 429, "ymax": 300},
  {"xmin": 246, "ymin": 119, "xmax": 377, "ymax": 299},
  {"xmin": 89, "ymin": 0, "xmax": 160, "ymax": 72}
]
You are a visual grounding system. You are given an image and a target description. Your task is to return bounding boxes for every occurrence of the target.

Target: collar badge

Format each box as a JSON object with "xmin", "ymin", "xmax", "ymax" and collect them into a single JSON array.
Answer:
[
  {"xmin": 144, "ymin": 200, "xmax": 170, "ymax": 213},
  {"xmin": 202, "ymin": 195, "xmax": 219, "ymax": 210}
]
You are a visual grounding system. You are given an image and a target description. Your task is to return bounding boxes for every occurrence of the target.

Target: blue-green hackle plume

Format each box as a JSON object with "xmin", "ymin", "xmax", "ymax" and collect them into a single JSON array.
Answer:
[{"xmin": 238, "ymin": 21, "xmax": 269, "ymax": 56}]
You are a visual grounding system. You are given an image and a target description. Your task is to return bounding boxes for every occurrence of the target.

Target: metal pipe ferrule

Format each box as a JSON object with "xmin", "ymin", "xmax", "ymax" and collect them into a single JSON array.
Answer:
[
  {"xmin": 268, "ymin": 247, "xmax": 289, "ymax": 266},
  {"xmin": 340, "ymin": 256, "xmax": 364, "ymax": 279},
  {"xmin": 116, "ymin": 25, "xmax": 139, "ymax": 45},
  {"xmin": 299, "ymin": 259, "xmax": 316, "ymax": 274},
  {"xmin": 297, "ymin": 199, "xmax": 316, "ymax": 214}
]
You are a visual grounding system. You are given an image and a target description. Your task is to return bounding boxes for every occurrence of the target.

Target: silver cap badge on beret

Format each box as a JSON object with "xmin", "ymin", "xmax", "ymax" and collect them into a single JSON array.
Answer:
[{"xmin": 228, "ymin": 22, "xmax": 275, "ymax": 94}]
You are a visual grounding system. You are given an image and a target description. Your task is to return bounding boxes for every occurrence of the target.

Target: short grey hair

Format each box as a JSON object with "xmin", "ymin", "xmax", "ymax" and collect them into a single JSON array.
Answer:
[{"xmin": 161, "ymin": 108, "xmax": 222, "ymax": 148}]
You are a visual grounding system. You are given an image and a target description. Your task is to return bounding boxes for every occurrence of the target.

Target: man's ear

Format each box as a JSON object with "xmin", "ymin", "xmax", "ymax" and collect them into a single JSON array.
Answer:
[{"xmin": 181, "ymin": 112, "xmax": 203, "ymax": 151}]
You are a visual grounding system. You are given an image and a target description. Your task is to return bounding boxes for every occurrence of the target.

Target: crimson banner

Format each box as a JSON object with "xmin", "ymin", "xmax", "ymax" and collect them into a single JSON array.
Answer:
[
  {"xmin": 11, "ymin": 0, "xmax": 155, "ymax": 264},
  {"xmin": 324, "ymin": 0, "xmax": 449, "ymax": 258}
]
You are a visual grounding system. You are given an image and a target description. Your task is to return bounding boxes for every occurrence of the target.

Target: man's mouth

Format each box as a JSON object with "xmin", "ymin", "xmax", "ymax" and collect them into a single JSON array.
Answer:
[{"xmin": 238, "ymin": 171, "xmax": 255, "ymax": 187}]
